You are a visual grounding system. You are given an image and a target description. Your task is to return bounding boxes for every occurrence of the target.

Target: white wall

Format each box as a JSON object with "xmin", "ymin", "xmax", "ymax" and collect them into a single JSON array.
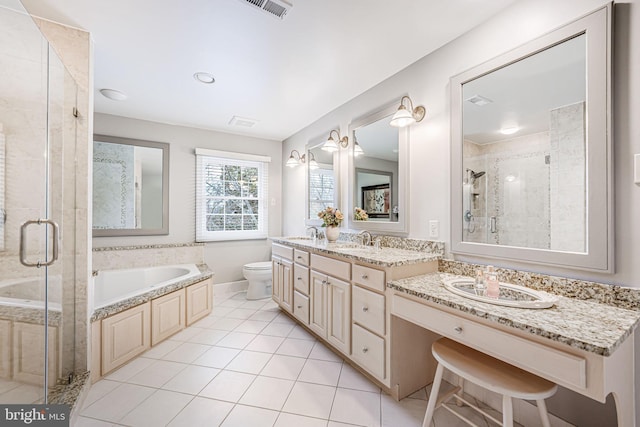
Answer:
[
  {"xmin": 282, "ymin": 0, "xmax": 640, "ymax": 424},
  {"xmin": 283, "ymin": 0, "xmax": 640, "ymax": 288},
  {"xmin": 93, "ymin": 113, "xmax": 282, "ymax": 284}
]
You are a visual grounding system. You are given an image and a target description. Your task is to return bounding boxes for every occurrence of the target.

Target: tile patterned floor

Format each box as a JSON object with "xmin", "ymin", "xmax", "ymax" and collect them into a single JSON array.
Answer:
[{"xmin": 75, "ymin": 291, "xmax": 498, "ymax": 427}]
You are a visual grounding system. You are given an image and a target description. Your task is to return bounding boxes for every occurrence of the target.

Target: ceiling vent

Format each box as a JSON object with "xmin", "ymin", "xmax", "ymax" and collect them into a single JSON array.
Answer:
[
  {"xmin": 466, "ymin": 94, "xmax": 493, "ymax": 107},
  {"xmin": 239, "ymin": 0, "xmax": 292, "ymax": 19},
  {"xmin": 229, "ymin": 116, "xmax": 258, "ymax": 128}
]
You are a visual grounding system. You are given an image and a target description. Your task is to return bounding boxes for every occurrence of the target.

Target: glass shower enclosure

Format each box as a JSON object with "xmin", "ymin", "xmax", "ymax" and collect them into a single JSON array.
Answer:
[{"xmin": 0, "ymin": 0, "xmax": 78, "ymax": 404}]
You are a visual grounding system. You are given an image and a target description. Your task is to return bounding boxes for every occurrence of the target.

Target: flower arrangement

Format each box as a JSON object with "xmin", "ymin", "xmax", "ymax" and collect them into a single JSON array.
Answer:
[
  {"xmin": 354, "ymin": 207, "xmax": 369, "ymax": 221},
  {"xmin": 317, "ymin": 206, "xmax": 344, "ymax": 227}
]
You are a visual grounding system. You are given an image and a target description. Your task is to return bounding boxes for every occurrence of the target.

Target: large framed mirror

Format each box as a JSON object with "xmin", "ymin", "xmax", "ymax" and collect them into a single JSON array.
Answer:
[
  {"xmin": 450, "ymin": 5, "xmax": 612, "ymax": 272},
  {"xmin": 93, "ymin": 135, "xmax": 170, "ymax": 237},
  {"xmin": 305, "ymin": 133, "xmax": 339, "ymax": 225},
  {"xmin": 349, "ymin": 102, "xmax": 409, "ymax": 234}
]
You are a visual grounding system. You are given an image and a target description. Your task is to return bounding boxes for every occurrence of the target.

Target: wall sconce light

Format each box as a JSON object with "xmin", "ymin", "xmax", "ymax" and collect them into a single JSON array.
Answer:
[
  {"xmin": 390, "ymin": 95, "xmax": 425, "ymax": 127},
  {"xmin": 286, "ymin": 149, "xmax": 305, "ymax": 168},
  {"xmin": 321, "ymin": 129, "xmax": 349, "ymax": 152},
  {"xmin": 353, "ymin": 135, "xmax": 364, "ymax": 157},
  {"xmin": 308, "ymin": 152, "xmax": 319, "ymax": 170}
]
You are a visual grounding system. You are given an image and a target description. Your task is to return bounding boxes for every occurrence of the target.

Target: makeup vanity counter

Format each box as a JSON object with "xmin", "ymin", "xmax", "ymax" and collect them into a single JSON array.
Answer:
[{"xmin": 388, "ymin": 272, "xmax": 640, "ymax": 426}]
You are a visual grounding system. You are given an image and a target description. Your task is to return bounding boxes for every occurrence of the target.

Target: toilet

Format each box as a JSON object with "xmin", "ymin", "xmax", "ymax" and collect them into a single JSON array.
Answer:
[{"xmin": 242, "ymin": 261, "xmax": 273, "ymax": 300}]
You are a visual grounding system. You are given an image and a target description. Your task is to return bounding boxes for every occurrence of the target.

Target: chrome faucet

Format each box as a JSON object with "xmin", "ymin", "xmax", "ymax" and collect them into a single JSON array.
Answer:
[
  {"xmin": 306, "ymin": 226, "xmax": 319, "ymax": 242},
  {"xmin": 358, "ymin": 230, "xmax": 373, "ymax": 246}
]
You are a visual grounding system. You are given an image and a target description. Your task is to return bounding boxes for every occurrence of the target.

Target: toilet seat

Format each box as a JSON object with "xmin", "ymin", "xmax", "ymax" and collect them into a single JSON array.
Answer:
[{"xmin": 244, "ymin": 261, "xmax": 272, "ymax": 270}]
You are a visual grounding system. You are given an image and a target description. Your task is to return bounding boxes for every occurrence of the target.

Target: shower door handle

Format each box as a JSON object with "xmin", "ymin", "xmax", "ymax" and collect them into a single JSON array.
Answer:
[
  {"xmin": 489, "ymin": 216, "xmax": 497, "ymax": 234},
  {"xmin": 19, "ymin": 219, "xmax": 60, "ymax": 267}
]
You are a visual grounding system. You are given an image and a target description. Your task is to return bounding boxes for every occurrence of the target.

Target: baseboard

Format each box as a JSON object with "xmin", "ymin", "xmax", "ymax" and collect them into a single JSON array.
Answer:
[{"xmin": 213, "ymin": 280, "xmax": 248, "ymax": 298}]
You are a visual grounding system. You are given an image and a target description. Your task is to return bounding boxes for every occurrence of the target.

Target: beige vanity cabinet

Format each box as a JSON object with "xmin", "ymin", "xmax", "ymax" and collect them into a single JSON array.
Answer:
[
  {"xmin": 292, "ymin": 249, "xmax": 310, "ymax": 325},
  {"xmin": 152, "ymin": 288, "xmax": 186, "ymax": 345},
  {"xmin": 310, "ymin": 254, "xmax": 352, "ymax": 355},
  {"xmin": 272, "ymin": 244, "xmax": 294, "ymax": 312},
  {"xmin": 351, "ymin": 265, "xmax": 387, "ymax": 381}
]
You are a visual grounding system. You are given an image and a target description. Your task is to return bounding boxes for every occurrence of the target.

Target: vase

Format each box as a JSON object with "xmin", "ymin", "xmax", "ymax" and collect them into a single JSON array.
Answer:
[{"xmin": 325, "ymin": 225, "xmax": 340, "ymax": 242}]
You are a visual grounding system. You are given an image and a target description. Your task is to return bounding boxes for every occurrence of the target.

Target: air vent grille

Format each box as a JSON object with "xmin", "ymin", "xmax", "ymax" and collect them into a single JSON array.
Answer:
[
  {"xmin": 263, "ymin": 0, "xmax": 287, "ymax": 18},
  {"xmin": 239, "ymin": 0, "xmax": 292, "ymax": 19}
]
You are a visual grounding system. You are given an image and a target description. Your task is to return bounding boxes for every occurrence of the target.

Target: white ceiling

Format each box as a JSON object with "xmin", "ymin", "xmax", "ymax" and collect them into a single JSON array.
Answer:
[{"xmin": 21, "ymin": 0, "xmax": 517, "ymax": 141}]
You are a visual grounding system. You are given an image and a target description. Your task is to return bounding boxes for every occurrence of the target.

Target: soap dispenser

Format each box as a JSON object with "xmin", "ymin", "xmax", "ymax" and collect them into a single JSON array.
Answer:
[{"xmin": 485, "ymin": 266, "xmax": 499, "ymax": 298}]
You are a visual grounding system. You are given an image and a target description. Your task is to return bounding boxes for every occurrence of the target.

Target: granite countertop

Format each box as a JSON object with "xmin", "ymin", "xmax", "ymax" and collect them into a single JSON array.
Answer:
[
  {"xmin": 270, "ymin": 237, "xmax": 440, "ymax": 267},
  {"xmin": 90, "ymin": 264, "xmax": 214, "ymax": 322},
  {"xmin": 388, "ymin": 272, "xmax": 640, "ymax": 356}
]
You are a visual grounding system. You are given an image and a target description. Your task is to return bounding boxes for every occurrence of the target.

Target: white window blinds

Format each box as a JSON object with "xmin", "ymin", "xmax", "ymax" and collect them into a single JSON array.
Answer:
[{"xmin": 195, "ymin": 149, "xmax": 270, "ymax": 241}]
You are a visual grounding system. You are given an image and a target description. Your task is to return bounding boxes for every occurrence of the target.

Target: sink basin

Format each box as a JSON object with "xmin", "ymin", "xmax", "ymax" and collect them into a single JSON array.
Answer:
[{"xmin": 442, "ymin": 278, "xmax": 557, "ymax": 309}]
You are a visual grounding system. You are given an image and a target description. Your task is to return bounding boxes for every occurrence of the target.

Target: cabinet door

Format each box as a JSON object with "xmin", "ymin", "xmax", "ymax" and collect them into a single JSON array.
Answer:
[
  {"xmin": 271, "ymin": 257, "xmax": 281, "ymax": 303},
  {"xmin": 12, "ymin": 322, "xmax": 59, "ymax": 385},
  {"xmin": 309, "ymin": 270, "xmax": 328, "ymax": 338},
  {"xmin": 102, "ymin": 302, "xmax": 150, "ymax": 375},
  {"xmin": 186, "ymin": 279, "xmax": 212, "ymax": 326},
  {"xmin": 327, "ymin": 277, "xmax": 351, "ymax": 355},
  {"xmin": 152, "ymin": 289, "xmax": 186, "ymax": 345},
  {"xmin": 280, "ymin": 259, "xmax": 294, "ymax": 313}
]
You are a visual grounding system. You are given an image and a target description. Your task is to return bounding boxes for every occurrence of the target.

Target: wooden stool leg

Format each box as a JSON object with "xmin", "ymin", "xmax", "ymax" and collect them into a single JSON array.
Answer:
[
  {"xmin": 455, "ymin": 375, "xmax": 464, "ymax": 407},
  {"xmin": 422, "ymin": 363, "xmax": 444, "ymax": 427},
  {"xmin": 502, "ymin": 395, "xmax": 514, "ymax": 427},
  {"xmin": 536, "ymin": 399, "xmax": 551, "ymax": 427}
]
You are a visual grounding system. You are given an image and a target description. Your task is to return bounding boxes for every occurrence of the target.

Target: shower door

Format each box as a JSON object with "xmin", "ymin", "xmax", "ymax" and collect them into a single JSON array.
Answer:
[{"xmin": 0, "ymin": 0, "xmax": 78, "ymax": 404}]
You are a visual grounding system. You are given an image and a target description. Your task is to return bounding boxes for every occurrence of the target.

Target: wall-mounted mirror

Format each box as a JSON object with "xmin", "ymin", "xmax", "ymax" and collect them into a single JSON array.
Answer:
[
  {"xmin": 93, "ymin": 135, "xmax": 169, "ymax": 237},
  {"xmin": 451, "ymin": 5, "xmax": 612, "ymax": 272},
  {"xmin": 305, "ymin": 135, "xmax": 338, "ymax": 224},
  {"xmin": 349, "ymin": 102, "xmax": 408, "ymax": 234}
]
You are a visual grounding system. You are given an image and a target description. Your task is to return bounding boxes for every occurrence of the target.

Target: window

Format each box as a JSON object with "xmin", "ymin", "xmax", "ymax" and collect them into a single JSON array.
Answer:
[
  {"xmin": 308, "ymin": 165, "xmax": 335, "ymax": 215},
  {"xmin": 196, "ymin": 149, "xmax": 270, "ymax": 241}
]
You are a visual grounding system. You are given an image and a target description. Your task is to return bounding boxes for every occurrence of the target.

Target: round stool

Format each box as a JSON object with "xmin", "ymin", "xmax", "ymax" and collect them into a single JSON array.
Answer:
[{"xmin": 422, "ymin": 338, "xmax": 558, "ymax": 427}]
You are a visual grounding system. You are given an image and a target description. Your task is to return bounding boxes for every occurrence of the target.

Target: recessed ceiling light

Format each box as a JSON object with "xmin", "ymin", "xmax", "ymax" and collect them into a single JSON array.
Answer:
[
  {"xmin": 99, "ymin": 88, "xmax": 127, "ymax": 101},
  {"xmin": 466, "ymin": 94, "xmax": 492, "ymax": 106},
  {"xmin": 500, "ymin": 126, "xmax": 520, "ymax": 135},
  {"xmin": 193, "ymin": 72, "xmax": 215, "ymax": 84}
]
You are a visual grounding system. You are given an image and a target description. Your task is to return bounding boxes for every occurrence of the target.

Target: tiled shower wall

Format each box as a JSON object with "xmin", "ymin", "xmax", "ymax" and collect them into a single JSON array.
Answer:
[{"xmin": 462, "ymin": 102, "xmax": 585, "ymax": 251}]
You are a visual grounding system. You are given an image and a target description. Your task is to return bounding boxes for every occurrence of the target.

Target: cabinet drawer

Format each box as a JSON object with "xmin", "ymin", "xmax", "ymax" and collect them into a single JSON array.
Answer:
[
  {"xmin": 294, "ymin": 264, "xmax": 310, "ymax": 295},
  {"xmin": 294, "ymin": 249, "xmax": 310, "ymax": 266},
  {"xmin": 352, "ymin": 324, "xmax": 385, "ymax": 380},
  {"xmin": 293, "ymin": 291, "xmax": 310, "ymax": 325},
  {"xmin": 353, "ymin": 265, "xmax": 385, "ymax": 292},
  {"xmin": 352, "ymin": 286, "xmax": 385, "ymax": 336},
  {"xmin": 273, "ymin": 243, "xmax": 294, "ymax": 260},
  {"xmin": 392, "ymin": 294, "xmax": 586, "ymax": 389},
  {"xmin": 311, "ymin": 254, "xmax": 351, "ymax": 281}
]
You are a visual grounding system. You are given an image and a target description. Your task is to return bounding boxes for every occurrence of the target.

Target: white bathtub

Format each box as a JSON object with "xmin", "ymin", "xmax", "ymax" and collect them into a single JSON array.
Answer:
[
  {"xmin": 0, "ymin": 276, "xmax": 62, "ymax": 311},
  {"xmin": 93, "ymin": 264, "xmax": 202, "ymax": 309}
]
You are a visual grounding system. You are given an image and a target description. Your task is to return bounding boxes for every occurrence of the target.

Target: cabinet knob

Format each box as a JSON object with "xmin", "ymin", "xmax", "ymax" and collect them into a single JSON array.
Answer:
[
  {"xmin": 362, "ymin": 347, "xmax": 369, "ymax": 353},
  {"xmin": 297, "ymin": 255, "xmax": 302, "ymax": 259},
  {"xmin": 454, "ymin": 326, "xmax": 463, "ymax": 334},
  {"xmin": 361, "ymin": 274, "xmax": 368, "ymax": 279},
  {"xmin": 362, "ymin": 306, "xmax": 369, "ymax": 313},
  {"xmin": 297, "ymin": 305, "xmax": 302, "ymax": 309},
  {"xmin": 297, "ymin": 277, "xmax": 302, "ymax": 281},
  {"xmin": 322, "ymin": 280, "xmax": 328, "ymax": 285}
]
